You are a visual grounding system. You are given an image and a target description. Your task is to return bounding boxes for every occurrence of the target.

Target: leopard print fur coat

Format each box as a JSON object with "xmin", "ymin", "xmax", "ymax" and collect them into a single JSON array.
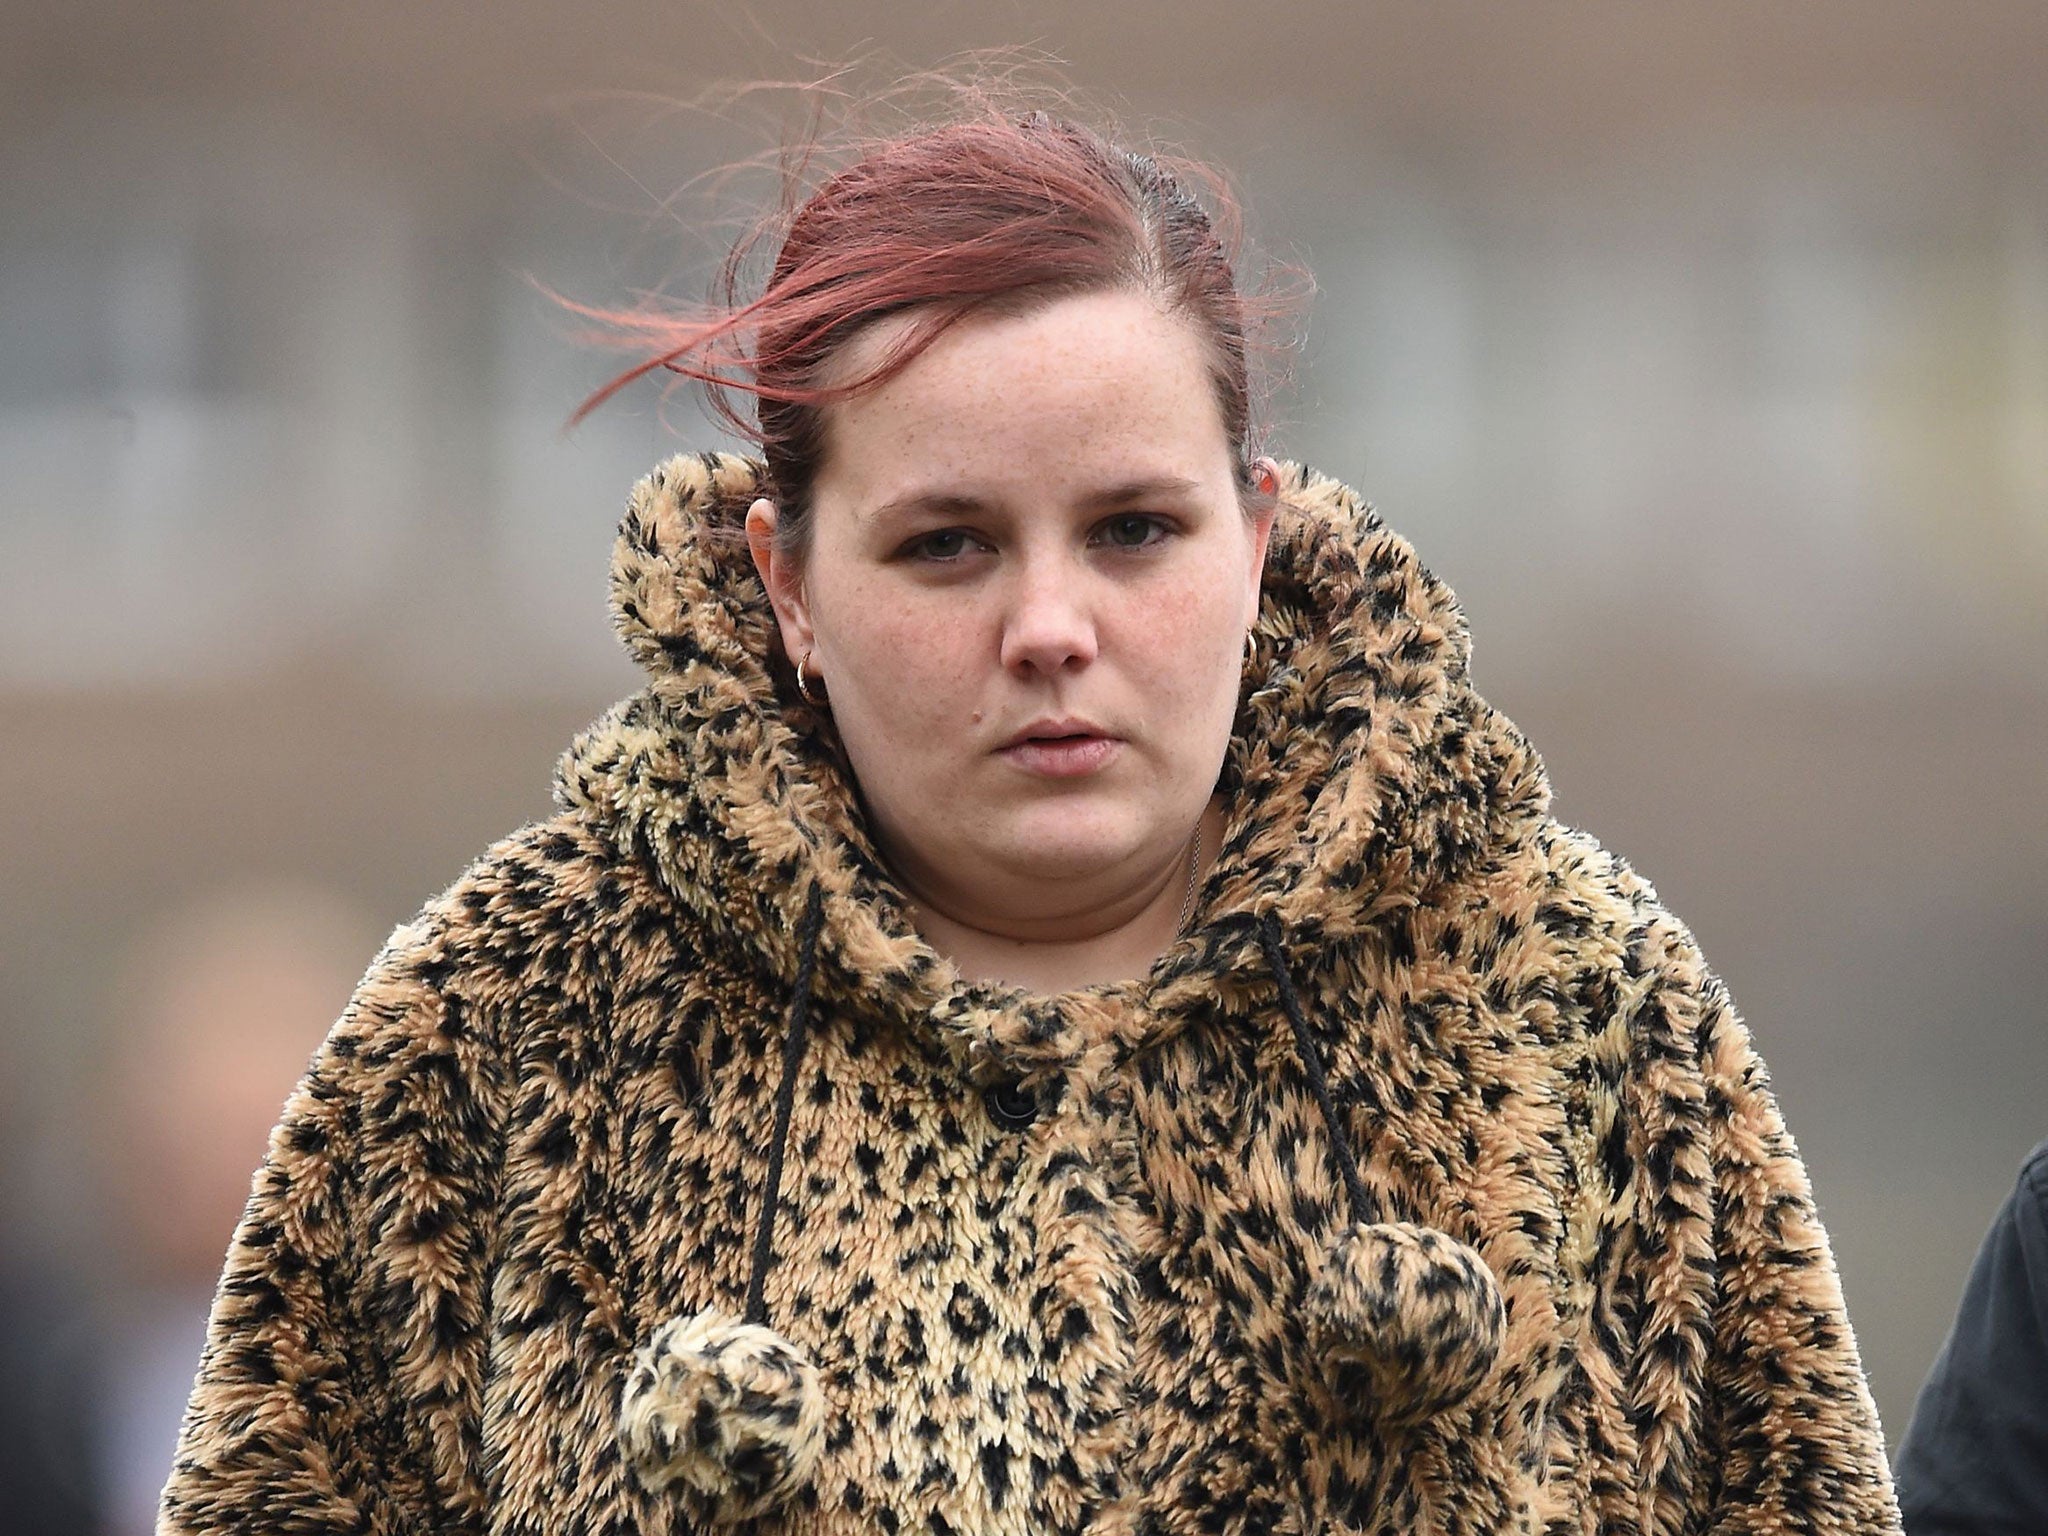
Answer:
[{"xmin": 162, "ymin": 454, "xmax": 1900, "ymax": 1536}]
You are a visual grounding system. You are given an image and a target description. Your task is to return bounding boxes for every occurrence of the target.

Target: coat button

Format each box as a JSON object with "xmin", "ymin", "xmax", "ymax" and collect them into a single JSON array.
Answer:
[{"xmin": 984, "ymin": 1078, "xmax": 1044, "ymax": 1130}]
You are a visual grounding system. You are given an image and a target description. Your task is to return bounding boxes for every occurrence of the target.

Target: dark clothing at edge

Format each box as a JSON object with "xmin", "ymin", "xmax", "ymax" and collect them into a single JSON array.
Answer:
[{"xmin": 1895, "ymin": 1138, "xmax": 2048, "ymax": 1536}]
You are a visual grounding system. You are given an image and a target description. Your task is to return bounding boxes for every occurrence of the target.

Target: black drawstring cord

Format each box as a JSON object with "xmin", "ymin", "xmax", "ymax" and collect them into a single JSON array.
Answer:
[
  {"xmin": 1257, "ymin": 913, "xmax": 1375, "ymax": 1227},
  {"xmin": 744, "ymin": 883, "xmax": 827, "ymax": 1328}
]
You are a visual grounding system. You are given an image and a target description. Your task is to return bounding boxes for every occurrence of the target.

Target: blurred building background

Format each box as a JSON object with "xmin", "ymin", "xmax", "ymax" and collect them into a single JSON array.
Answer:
[{"xmin": 3, "ymin": 2, "xmax": 2045, "ymax": 1528}]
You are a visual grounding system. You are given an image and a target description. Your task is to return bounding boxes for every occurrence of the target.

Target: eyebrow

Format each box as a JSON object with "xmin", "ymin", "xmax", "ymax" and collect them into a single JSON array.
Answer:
[{"xmin": 864, "ymin": 475, "xmax": 1206, "ymax": 524}]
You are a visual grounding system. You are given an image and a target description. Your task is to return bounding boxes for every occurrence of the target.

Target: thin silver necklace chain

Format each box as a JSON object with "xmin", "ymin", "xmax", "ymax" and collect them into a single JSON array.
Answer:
[{"xmin": 1176, "ymin": 817, "xmax": 1205, "ymax": 935}]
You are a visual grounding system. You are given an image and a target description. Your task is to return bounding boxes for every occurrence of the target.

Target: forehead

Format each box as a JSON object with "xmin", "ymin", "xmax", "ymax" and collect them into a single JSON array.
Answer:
[{"xmin": 814, "ymin": 290, "xmax": 1234, "ymax": 508}]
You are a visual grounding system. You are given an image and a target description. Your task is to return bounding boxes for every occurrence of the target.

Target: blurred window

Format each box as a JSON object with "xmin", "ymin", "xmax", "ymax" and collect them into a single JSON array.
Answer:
[{"xmin": 0, "ymin": 106, "xmax": 417, "ymax": 687}]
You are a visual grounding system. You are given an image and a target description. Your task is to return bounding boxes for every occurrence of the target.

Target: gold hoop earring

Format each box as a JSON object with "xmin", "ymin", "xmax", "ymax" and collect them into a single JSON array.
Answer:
[{"xmin": 796, "ymin": 648, "xmax": 826, "ymax": 706}]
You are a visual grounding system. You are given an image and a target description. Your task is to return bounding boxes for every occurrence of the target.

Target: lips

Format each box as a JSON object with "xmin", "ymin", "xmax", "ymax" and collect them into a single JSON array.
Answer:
[{"xmin": 996, "ymin": 718, "xmax": 1122, "ymax": 779}]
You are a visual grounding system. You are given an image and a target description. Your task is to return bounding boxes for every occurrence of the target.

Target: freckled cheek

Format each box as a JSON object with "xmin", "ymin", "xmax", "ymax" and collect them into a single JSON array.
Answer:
[
  {"xmin": 1106, "ymin": 583, "xmax": 1246, "ymax": 717},
  {"xmin": 821, "ymin": 583, "xmax": 990, "ymax": 741}
]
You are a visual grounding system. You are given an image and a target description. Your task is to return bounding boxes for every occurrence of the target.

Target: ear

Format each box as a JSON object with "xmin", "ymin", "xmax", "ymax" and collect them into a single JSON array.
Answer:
[
  {"xmin": 1244, "ymin": 457, "xmax": 1282, "ymax": 628},
  {"xmin": 745, "ymin": 497, "xmax": 816, "ymax": 665}
]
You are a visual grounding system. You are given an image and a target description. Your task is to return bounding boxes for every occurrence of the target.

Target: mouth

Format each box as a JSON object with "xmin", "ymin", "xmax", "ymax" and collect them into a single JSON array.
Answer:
[{"xmin": 996, "ymin": 719, "xmax": 1122, "ymax": 779}]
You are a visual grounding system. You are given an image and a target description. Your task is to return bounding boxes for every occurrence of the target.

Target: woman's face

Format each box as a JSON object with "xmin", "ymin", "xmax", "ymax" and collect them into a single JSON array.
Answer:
[{"xmin": 749, "ymin": 288, "xmax": 1276, "ymax": 930}]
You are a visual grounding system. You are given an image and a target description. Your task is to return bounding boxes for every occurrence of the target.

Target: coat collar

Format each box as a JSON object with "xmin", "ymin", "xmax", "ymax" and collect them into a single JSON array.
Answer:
[{"xmin": 553, "ymin": 452, "xmax": 1550, "ymax": 1079}]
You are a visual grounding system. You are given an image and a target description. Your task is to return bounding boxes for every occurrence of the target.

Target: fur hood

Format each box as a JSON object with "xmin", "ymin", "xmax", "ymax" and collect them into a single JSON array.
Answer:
[
  {"xmin": 555, "ymin": 452, "xmax": 1550, "ymax": 1078},
  {"xmin": 162, "ymin": 454, "xmax": 1898, "ymax": 1536}
]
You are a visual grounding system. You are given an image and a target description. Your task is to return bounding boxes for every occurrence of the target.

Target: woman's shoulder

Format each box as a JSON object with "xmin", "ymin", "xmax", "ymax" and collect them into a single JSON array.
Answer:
[
  {"xmin": 1496, "ymin": 819, "xmax": 1795, "ymax": 1193},
  {"xmin": 1448, "ymin": 813, "xmax": 1705, "ymax": 1000},
  {"xmin": 1429, "ymin": 812, "xmax": 1743, "ymax": 1111},
  {"xmin": 339, "ymin": 802, "xmax": 690, "ymax": 1060},
  {"xmin": 401, "ymin": 808, "xmax": 656, "ymax": 953}
]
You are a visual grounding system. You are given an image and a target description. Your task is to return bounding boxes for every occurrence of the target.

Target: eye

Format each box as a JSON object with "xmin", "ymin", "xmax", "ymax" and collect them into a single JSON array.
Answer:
[
  {"xmin": 1093, "ymin": 513, "xmax": 1170, "ymax": 550},
  {"xmin": 904, "ymin": 528, "xmax": 982, "ymax": 561}
]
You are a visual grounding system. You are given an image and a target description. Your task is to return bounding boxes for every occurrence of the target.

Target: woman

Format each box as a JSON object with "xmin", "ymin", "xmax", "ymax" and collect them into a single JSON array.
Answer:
[{"xmin": 162, "ymin": 106, "xmax": 1900, "ymax": 1534}]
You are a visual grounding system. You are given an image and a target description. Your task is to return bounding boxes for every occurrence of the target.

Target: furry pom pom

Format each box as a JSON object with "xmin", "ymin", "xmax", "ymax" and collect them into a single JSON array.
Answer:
[
  {"xmin": 1306, "ymin": 1221, "xmax": 1507, "ymax": 1424},
  {"xmin": 618, "ymin": 1309, "xmax": 827, "ymax": 1522}
]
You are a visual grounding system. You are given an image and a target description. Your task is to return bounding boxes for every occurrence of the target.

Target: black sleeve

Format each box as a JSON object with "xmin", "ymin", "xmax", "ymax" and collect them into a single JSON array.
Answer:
[{"xmin": 1893, "ymin": 1139, "xmax": 2048, "ymax": 1536}]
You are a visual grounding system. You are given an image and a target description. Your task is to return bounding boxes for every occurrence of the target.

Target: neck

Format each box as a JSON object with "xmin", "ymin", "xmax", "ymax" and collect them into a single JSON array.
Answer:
[{"xmin": 899, "ymin": 799, "xmax": 1220, "ymax": 993}]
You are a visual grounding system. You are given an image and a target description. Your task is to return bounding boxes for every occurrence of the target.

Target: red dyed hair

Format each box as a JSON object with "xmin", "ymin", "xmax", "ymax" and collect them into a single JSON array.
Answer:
[{"xmin": 570, "ymin": 84, "xmax": 1304, "ymax": 552}]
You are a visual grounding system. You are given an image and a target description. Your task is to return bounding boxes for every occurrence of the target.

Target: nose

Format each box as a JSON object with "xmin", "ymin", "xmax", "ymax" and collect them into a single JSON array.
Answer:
[{"xmin": 998, "ymin": 551, "xmax": 1099, "ymax": 677}]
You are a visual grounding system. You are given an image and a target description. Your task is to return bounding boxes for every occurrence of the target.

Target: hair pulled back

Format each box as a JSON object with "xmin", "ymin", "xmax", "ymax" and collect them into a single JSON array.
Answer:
[{"xmin": 574, "ymin": 83, "xmax": 1301, "ymax": 553}]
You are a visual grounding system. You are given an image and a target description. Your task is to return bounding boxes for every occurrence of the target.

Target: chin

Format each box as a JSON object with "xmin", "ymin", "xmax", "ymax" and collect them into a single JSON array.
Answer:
[{"xmin": 987, "ymin": 801, "xmax": 1148, "ymax": 880}]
